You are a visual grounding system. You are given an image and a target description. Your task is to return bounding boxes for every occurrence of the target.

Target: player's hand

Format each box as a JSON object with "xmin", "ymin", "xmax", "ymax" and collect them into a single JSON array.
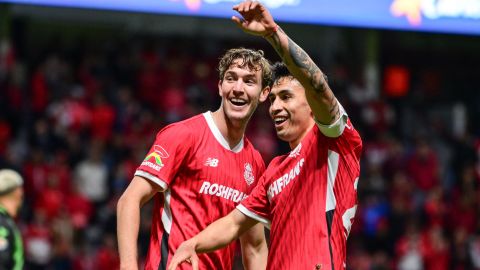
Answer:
[
  {"xmin": 232, "ymin": 1, "xmax": 277, "ymax": 37},
  {"xmin": 167, "ymin": 240, "xmax": 199, "ymax": 270}
]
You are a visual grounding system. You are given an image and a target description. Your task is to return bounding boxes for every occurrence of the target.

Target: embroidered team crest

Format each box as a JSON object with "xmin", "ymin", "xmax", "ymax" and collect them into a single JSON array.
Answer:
[
  {"xmin": 244, "ymin": 163, "xmax": 255, "ymax": 186},
  {"xmin": 289, "ymin": 143, "xmax": 302, "ymax": 158},
  {"xmin": 142, "ymin": 145, "xmax": 170, "ymax": 171}
]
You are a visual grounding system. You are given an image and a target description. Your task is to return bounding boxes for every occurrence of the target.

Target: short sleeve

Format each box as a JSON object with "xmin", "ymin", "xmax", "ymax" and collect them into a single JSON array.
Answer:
[
  {"xmin": 236, "ymin": 174, "xmax": 272, "ymax": 228},
  {"xmin": 135, "ymin": 123, "xmax": 192, "ymax": 190},
  {"xmin": 315, "ymin": 102, "xmax": 348, "ymax": 138}
]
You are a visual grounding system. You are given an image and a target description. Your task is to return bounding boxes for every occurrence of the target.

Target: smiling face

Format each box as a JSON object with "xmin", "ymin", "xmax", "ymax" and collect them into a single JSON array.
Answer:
[
  {"xmin": 268, "ymin": 76, "xmax": 315, "ymax": 148},
  {"xmin": 218, "ymin": 59, "xmax": 269, "ymax": 125}
]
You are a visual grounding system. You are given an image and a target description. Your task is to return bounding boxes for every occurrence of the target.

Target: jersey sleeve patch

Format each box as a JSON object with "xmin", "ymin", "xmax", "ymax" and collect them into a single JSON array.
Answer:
[{"xmin": 137, "ymin": 123, "xmax": 193, "ymax": 187}]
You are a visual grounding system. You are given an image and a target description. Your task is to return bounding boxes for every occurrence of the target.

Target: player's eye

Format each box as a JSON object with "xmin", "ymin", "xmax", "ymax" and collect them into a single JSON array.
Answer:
[{"xmin": 268, "ymin": 95, "xmax": 275, "ymax": 103}]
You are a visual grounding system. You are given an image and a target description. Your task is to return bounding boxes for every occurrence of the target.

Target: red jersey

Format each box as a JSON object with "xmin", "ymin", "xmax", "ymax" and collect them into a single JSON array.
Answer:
[
  {"xmin": 238, "ymin": 111, "xmax": 362, "ymax": 270},
  {"xmin": 135, "ymin": 112, "xmax": 265, "ymax": 270}
]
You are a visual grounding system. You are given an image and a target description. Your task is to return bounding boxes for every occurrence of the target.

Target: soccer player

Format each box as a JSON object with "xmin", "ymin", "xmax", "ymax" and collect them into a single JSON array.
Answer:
[
  {"xmin": 117, "ymin": 48, "xmax": 272, "ymax": 270},
  {"xmin": 0, "ymin": 169, "xmax": 24, "ymax": 270},
  {"xmin": 167, "ymin": 1, "xmax": 363, "ymax": 269}
]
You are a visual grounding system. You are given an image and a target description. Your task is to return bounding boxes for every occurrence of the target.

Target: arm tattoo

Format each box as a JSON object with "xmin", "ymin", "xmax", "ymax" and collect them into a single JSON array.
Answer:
[
  {"xmin": 287, "ymin": 38, "xmax": 340, "ymax": 121},
  {"xmin": 270, "ymin": 27, "xmax": 286, "ymax": 59},
  {"xmin": 287, "ymin": 38, "xmax": 327, "ymax": 93},
  {"xmin": 328, "ymin": 95, "xmax": 340, "ymax": 120},
  {"xmin": 269, "ymin": 27, "xmax": 339, "ymax": 122}
]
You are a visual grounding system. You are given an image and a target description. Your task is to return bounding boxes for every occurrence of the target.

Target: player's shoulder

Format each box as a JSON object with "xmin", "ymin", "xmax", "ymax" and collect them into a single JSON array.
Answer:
[
  {"xmin": 268, "ymin": 153, "xmax": 289, "ymax": 167},
  {"xmin": 175, "ymin": 113, "xmax": 206, "ymax": 129},
  {"xmin": 335, "ymin": 118, "xmax": 362, "ymax": 147},
  {"xmin": 243, "ymin": 137, "xmax": 260, "ymax": 154},
  {"xmin": 0, "ymin": 213, "xmax": 14, "ymax": 230},
  {"xmin": 243, "ymin": 137, "xmax": 266, "ymax": 166},
  {"xmin": 315, "ymin": 117, "xmax": 361, "ymax": 141},
  {"xmin": 157, "ymin": 114, "xmax": 204, "ymax": 136},
  {"xmin": 316, "ymin": 118, "xmax": 363, "ymax": 157}
]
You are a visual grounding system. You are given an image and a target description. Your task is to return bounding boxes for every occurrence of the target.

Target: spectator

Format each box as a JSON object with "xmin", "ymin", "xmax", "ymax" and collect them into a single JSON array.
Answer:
[{"xmin": 74, "ymin": 141, "xmax": 109, "ymax": 204}]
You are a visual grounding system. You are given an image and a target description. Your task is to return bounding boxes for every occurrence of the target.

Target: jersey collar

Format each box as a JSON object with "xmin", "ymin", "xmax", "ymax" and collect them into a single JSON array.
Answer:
[{"xmin": 203, "ymin": 111, "xmax": 244, "ymax": 153}]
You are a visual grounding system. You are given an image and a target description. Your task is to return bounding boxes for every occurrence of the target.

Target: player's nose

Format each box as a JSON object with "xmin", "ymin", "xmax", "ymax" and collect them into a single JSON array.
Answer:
[
  {"xmin": 270, "ymin": 100, "xmax": 283, "ymax": 116},
  {"xmin": 232, "ymin": 79, "xmax": 245, "ymax": 94}
]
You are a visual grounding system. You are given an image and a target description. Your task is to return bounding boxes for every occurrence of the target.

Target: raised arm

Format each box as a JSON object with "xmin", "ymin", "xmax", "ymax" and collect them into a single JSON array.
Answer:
[
  {"xmin": 167, "ymin": 209, "xmax": 259, "ymax": 270},
  {"xmin": 232, "ymin": 0, "xmax": 340, "ymax": 125},
  {"xmin": 117, "ymin": 176, "xmax": 161, "ymax": 270}
]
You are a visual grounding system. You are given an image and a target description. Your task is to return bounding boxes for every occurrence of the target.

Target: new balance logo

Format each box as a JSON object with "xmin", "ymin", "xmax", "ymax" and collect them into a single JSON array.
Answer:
[{"xmin": 205, "ymin": 158, "xmax": 219, "ymax": 167}]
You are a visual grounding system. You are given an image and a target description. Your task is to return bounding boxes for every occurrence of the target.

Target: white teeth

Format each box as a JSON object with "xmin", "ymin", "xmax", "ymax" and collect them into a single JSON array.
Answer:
[
  {"xmin": 230, "ymin": 98, "xmax": 247, "ymax": 105},
  {"xmin": 274, "ymin": 117, "xmax": 287, "ymax": 124}
]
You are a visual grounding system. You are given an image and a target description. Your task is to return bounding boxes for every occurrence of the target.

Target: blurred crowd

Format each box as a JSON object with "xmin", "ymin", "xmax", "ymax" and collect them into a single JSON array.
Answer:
[{"xmin": 0, "ymin": 31, "xmax": 479, "ymax": 270}]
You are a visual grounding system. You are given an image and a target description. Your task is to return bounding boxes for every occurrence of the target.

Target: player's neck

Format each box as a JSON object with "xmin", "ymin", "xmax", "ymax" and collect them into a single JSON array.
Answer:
[
  {"xmin": 211, "ymin": 110, "xmax": 246, "ymax": 149},
  {"xmin": 289, "ymin": 121, "xmax": 315, "ymax": 150},
  {"xmin": 0, "ymin": 199, "xmax": 17, "ymax": 218}
]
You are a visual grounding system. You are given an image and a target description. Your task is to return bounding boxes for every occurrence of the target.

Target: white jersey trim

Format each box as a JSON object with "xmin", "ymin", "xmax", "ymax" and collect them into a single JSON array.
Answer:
[
  {"xmin": 134, "ymin": 170, "xmax": 168, "ymax": 191},
  {"xmin": 315, "ymin": 102, "xmax": 348, "ymax": 138},
  {"xmin": 161, "ymin": 189, "xmax": 173, "ymax": 234},
  {"xmin": 236, "ymin": 204, "xmax": 271, "ymax": 229},
  {"xmin": 326, "ymin": 150, "xmax": 339, "ymax": 212},
  {"xmin": 203, "ymin": 111, "xmax": 244, "ymax": 153}
]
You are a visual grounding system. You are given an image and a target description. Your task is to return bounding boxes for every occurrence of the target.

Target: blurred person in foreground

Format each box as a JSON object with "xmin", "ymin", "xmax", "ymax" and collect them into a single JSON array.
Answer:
[
  {"xmin": 168, "ymin": 1, "xmax": 362, "ymax": 269},
  {"xmin": 0, "ymin": 169, "xmax": 24, "ymax": 270},
  {"xmin": 117, "ymin": 48, "xmax": 272, "ymax": 270}
]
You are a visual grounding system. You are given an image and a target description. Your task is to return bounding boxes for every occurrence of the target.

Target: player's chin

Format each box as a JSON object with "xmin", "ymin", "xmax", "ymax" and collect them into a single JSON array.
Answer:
[
  {"xmin": 226, "ymin": 109, "xmax": 250, "ymax": 122},
  {"xmin": 274, "ymin": 129, "xmax": 288, "ymax": 141},
  {"xmin": 228, "ymin": 104, "xmax": 254, "ymax": 119}
]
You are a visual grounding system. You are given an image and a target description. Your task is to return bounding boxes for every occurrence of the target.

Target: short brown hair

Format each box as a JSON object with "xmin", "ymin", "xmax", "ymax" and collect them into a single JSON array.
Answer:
[{"xmin": 218, "ymin": 48, "xmax": 272, "ymax": 89}]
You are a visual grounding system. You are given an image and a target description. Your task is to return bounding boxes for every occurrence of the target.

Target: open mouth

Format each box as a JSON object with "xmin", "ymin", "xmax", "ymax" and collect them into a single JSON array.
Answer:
[
  {"xmin": 274, "ymin": 116, "xmax": 288, "ymax": 126},
  {"xmin": 230, "ymin": 98, "xmax": 247, "ymax": 106}
]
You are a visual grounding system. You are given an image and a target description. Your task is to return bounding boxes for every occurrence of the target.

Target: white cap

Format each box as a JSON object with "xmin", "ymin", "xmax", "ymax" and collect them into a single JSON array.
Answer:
[{"xmin": 0, "ymin": 169, "xmax": 23, "ymax": 195}]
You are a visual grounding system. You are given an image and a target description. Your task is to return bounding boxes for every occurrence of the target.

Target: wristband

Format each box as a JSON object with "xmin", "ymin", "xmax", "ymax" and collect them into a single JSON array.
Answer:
[{"xmin": 263, "ymin": 24, "xmax": 278, "ymax": 38}]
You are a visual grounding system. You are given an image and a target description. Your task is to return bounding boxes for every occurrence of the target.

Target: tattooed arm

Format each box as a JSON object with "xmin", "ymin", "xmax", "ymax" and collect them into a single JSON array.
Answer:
[{"xmin": 232, "ymin": 0, "xmax": 340, "ymax": 124}]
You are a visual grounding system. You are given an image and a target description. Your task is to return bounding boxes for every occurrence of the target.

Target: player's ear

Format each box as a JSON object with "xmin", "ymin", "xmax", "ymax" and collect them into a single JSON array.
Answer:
[
  {"xmin": 218, "ymin": 80, "xmax": 223, "ymax": 96},
  {"xmin": 259, "ymin": 86, "xmax": 270, "ymax": 103}
]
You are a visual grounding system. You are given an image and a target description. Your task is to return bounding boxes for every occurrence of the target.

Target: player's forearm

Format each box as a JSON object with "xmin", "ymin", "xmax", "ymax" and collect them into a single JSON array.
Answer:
[
  {"xmin": 117, "ymin": 194, "xmax": 141, "ymax": 270},
  {"xmin": 191, "ymin": 209, "xmax": 256, "ymax": 253},
  {"xmin": 240, "ymin": 223, "xmax": 268, "ymax": 270},
  {"xmin": 242, "ymin": 246, "xmax": 268, "ymax": 270},
  {"xmin": 265, "ymin": 26, "xmax": 327, "ymax": 92},
  {"xmin": 191, "ymin": 214, "xmax": 243, "ymax": 253},
  {"xmin": 265, "ymin": 27, "xmax": 340, "ymax": 124}
]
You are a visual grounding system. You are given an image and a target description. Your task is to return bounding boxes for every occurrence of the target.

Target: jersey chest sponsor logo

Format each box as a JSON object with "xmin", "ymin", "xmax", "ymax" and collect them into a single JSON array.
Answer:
[
  {"xmin": 142, "ymin": 145, "xmax": 169, "ymax": 171},
  {"xmin": 267, "ymin": 158, "xmax": 305, "ymax": 201},
  {"xmin": 288, "ymin": 143, "xmax": 302, "ymax": 158},
  {"xmin": 199, "ymin": 181, "xmax": 248, "ymax": 203}
]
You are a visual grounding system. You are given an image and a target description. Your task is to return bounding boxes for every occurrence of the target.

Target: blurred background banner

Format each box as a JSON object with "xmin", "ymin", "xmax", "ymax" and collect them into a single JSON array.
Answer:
[{"xmin": 1, "ymin": 0, "xmax": 480, "ymax": 35}]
